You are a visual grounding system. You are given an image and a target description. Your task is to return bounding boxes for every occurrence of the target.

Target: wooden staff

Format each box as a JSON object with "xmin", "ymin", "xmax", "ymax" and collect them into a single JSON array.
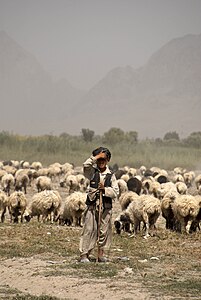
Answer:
[{"xmin": 97, "ymin": 190, "xmax": 103, "ymax": 261}]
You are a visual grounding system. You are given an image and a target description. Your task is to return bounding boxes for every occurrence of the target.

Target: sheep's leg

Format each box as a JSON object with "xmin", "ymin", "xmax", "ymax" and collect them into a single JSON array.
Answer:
[
  {"xmin": 20, "ymin": 213, "xmax": 23, "ymax": 223},
  {"xmin": 1, "ymin": 208, "xmax": 7, "ymax": 223},
  {"xmin": 130, "ymin": 220, "xmax": 138, "ymax": 238},
  {"xmin": 180, "ymin": 218, "xmax": 186, "ymax": 234},
  {"xmin": 50, "ymin": 211, "xmax": 54, "ymax": 224},
  {"xmin": 186, "ymin": 219, "xmax": 193, "ymax": 234},
  {"xmin": 143, "ymin": 211, "xmax": 150, "ymax": 238}
]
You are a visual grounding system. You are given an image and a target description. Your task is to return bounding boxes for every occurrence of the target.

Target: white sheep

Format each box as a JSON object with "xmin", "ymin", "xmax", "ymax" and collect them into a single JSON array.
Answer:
[
  {"xmin": 76, "ymin": 174, "xmax": 88, "ymax": 192},
  {"xmin": 64, "ymin": 174, "xmax": 79, "ymax": 194},
  {"xmin": 8, "ymin": 191, "xmax": 27, "ymax": 223},
  {"xmin": 61, "ymin": 162, "xmax": 74, "ymax": 174},
  {"xmin": 128, "ymin": 167, "xmax": 137, "ymax": 177},
  {"xmin": 2, "ymin": 165, "xmax": 17, "ymax": 176},
  {"xmin": 48, "ymin": 165, "xmax": 62, "ymax": 181},
  {"xmin": 120, "ymin": 174, "xmax": 130, "ymax": 182},
  {"xmin": 172, "ymin": 174, "xmax": 185, "ymax": 183},
  {"xmin": 117, "ymin": 179, "xmax": 128, "ymax": 197},
  {"xmin": 57, "ymin": 191, "xmax": 87, "ymax": 226},
  {"xmin": 24, "ymin": 190, "xmax": 62, "ymax": 223},
  {"xmin": 0, "ymin": 189, "xmax": 8, "ymax": 222},
  {"xmin": 172, "ymin": 194, "xmax": 201, "ymax": 234},
  {"xmin": 119, "ymin": 191, "xmax": 139, "ymax": 211},
  {"xmin": 114, "ymin": 191, "xmax": 139, "ymax": 234},
  {"xmin": 195, "ymin": 174, "xmax": 201, "ymax": 190},
  {"xmin": 115, "ymin": 194, "xmax": 161, "ymax": 238},
  {"xmin": 1, "ymin": 173, "xmax": 15, "ymax": 196},
  {"xmin": 15, "ymin": 172, "xmax": 29, "ymax": 194},
  {"xmin": 20, "ymin": 161, "xmax": 30, "ymax": 169},
  {"xmin": 31, "ymin": 161, "xmax": 43, "ymax": 170},
  {"xmin": 183, "ymin": 171, "xmax": 195, "ymax": 188},
  {"xmin": 35, "ymin": 176, "xmax": 52, "ymax": 192},
  {"xmin": 173, "ymin": 167, "xmax": 186, "ymax": 175},
  {"xmin": 175, "ymin": 181, "xmax": 187, "ymax": 195},
  {"xmin": 156, "ymin": 182, "xmax": 177, "ymax": 199},
  {"xmin": 142, "ymin": 178, "xmax": 160, "ymax": 197}
]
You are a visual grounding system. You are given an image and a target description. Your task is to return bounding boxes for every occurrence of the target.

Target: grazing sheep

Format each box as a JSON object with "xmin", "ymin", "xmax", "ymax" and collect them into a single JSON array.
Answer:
[
  {"xmin": 190, "ymin": 195, "xmax": 201, "ymax": 231},
  {"xmin": 64, "ymin": 174, "xmax": 79, "ymax": 194},
  {"xmin": 0, "ymin": 190, "xmax": 8, "ymax": 222},
  {"xmin": 172, "ymin": 194, "xmax": 201, "ymax": 234},
  {"xmin": 37, "ymin": 168, "xmax": 49, "ymax": 177},
  {"xmin": 61, "ymin": 162, "xmax": 74, "ymax": 175},
  {"xmin": 57, "ymin": 191, "xmax": 87, "ymax": 226},
  {"xmin": 142, "ymin": 178, "xmax": 160, "ymax": 197},
  {"xmin": 128, "ymin": 167, "xmax": 137, "ymax": 177},
  {"xmin": 48, "ymin": 165, "xmax": 62, "ymax": 181},
  {"xmin": 24, "ymin": 190, "xmax": 62, "ymax": 223},
  {"xmin": 117, "ymin": 179, "xmax": 128, "ymax": 197},
  {"xmin": 175, "ymin": 181, "xmax": 187, "ymax": 195},
  {"xmin": 174, "ymin": 167, "xmax": 186, "ymax": 175},
  {"xmin": 154, "ymin": 173, "xmax": 168, "ymax": 184},
  {"xmin": 156, "ymin": 182, "xmax": 177, "ymax": 199},
  {"xmin": 119, "ymin": 191, "xmax": 139, "ymax": 211},
  {"xmin": 120, "ymin": 173, "xmax": 130, "ymax": 182},
  {"xmin": 20, "ymin": 161, "xmax": 30, "ymax": 169},
  {"xmin": 172, "ymin": 174, "xmax": 185, "ymax": 183},
  {"xmin": 195, "ymin": 174, "xmax": 201, "ymax": 190},
  {"xmin": 35, "ymin": 176, "xmax": 52, "ymax": 192},
  {"xmin": 1, "ymin": 173, "xmax": 15, "ymax": 196},
  {"xmin": 0, "ymin": 169, "xmax": 7, "ymax": 181},
  {"xmin": 2, "ymin": 165, "xmax": 17, "ymax": 176},
  {"xmin": 161, "ymin": 191, "xmax": 178, "ymax": 230},
  {"xmin": 76, "ymin": 174, "xmax": 88, "ymax": 192},
  {"xmin": 8, "ymin": 191, "xmax": 27, "ymax": 223},
  {"xmin": 139, "ymin": 165, "xmax": 146, "ymax": 176},
  {"xmin": 116, "ymin": 194, "xmax": 161, "ymax": 238},
  {"xmin": 127, "ymin": 177, "xmax": 142, "ymax": 195},
  {"xmin": 15, "ymin": 172, "xmax": 29, "ymax": 194},
  {"xmin": 183, "ymin": 171, "xmax": 195, "ymax": 188},
  {"xmin": 114, "ymin": 191, "xmax": 139, "ymax": 234},
  {"xmin": 31, "ymin": 161, "xmax": 43, "ymax": 170}
]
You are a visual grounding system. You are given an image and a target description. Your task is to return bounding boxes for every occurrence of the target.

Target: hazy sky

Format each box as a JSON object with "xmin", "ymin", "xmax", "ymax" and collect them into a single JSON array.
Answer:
[{"xmin": 0, "ymin": 0, "xmax": 201, "ymax": 90}]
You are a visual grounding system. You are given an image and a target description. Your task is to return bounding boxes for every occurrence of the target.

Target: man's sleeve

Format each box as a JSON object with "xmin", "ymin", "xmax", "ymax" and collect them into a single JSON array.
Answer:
[
  {"xmin": 83, "ymin": 155, "xmax": 96, "ymax": 180},
  {"xmin": 104, "ymin": 174, "xmax": 119, "ymax": 199}
]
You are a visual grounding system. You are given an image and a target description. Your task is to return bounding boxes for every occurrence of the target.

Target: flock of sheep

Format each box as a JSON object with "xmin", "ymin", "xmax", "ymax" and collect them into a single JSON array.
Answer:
[{"xmin": 0, "ymin": 159, "xmax": 201, "ymax": 239}]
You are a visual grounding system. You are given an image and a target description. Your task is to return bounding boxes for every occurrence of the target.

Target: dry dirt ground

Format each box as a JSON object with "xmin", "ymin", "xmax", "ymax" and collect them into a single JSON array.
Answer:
[
  {"xmin": 0, "ymin": 256, "xmax": 155, "ymax": 300},
  {"xmin": 0, "ymin": 176, "xmax": 200, "ymax": 300},
  {"xmin": 0, "ymin": 196, "xmax": 159, "ymax": 300}
]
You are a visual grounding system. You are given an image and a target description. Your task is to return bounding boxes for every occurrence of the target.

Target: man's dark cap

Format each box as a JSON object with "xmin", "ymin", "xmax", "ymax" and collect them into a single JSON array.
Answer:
[{"xmin": 92, "ymin": 146, "xmax": 111, "ymax": 161}]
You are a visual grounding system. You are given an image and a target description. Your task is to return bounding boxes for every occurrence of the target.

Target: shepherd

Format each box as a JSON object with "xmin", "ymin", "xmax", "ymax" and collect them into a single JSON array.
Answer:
[{"xmin": 79, "ymin": 146, "xmax": 119, "ymax": 263}]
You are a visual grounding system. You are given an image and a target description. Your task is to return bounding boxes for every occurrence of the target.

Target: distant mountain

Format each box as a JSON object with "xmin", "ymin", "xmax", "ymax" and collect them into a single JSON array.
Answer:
[
  {"xmin": 0, "ymin": 31, "xmax": 200, "ymax": 138},
  {"xmin": 72, "ymin": 33, "xmax": 201, "ymax": 138},
  {"xmin": 0, "ymin": 31, "xmax": 85, "ymax": 135}
]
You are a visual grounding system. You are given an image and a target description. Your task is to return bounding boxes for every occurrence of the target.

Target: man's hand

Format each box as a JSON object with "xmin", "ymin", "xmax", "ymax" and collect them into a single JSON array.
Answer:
[
  {"xmin": 95, "ymin": 151, "xmax": 107, "ymax": 161},
  {"xmin": 98, "ymin": 182, "xmax": 105, "ymax": 193}
]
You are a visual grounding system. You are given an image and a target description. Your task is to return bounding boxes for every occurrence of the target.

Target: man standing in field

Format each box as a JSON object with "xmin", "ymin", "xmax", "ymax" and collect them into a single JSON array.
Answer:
[{"xmin": 79, "ymin": 147, "xmax": 119, "ymax": 263}]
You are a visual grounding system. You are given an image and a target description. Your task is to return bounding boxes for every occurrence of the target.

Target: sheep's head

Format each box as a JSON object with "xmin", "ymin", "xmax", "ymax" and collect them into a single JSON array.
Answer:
[
  {"xmin": 24, "ymin": 209, "xmax": 31, "ymax": 222},
  {"xmin": 114, "ymin": 220, "xmax": 122, "ymax": 234}
]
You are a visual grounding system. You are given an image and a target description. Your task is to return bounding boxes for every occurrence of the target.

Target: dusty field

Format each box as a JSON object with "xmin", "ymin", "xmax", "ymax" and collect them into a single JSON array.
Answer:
[{"xmin": 0, "ymin": 178, "xmax": 201, "ymax": 300}]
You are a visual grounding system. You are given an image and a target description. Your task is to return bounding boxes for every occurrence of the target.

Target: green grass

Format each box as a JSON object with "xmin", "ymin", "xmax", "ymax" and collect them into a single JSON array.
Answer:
[{"xmin": 0, "ymin": 131, "xmax": 201, "ymax": 169}]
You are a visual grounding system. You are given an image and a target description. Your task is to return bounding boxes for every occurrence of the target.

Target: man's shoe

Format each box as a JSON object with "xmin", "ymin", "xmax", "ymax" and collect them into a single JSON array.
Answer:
[
  {"xmin": 80, "ymin": 257, "xmax": 90, "ymax": 263},
  {"xmin": 98, "ymin": 256, "xmax": 108, "ymax": 263}
]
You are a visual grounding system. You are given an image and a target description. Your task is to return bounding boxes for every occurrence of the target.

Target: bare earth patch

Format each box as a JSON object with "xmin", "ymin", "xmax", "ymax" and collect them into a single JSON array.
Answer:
[{"xmin": 0, "ymin": 256, "xmax": 155, "ymax": 300}]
